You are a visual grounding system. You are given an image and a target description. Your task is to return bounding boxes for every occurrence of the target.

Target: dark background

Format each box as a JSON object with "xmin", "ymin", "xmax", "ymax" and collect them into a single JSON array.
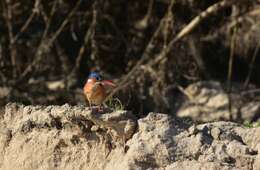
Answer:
[{"xmin": 0, "ymin": 0, "xmax": 260, "ymax": 117}]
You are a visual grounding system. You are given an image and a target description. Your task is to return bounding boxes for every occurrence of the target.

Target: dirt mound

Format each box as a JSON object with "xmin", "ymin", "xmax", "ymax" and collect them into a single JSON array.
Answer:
[{"xmin": 0, "ymin": 103, "xmax": 259, "ymax": 170}]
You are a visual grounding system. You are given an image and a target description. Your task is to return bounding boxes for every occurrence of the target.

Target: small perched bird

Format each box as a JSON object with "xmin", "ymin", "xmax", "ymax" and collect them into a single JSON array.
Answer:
[{"xmin": 83, "ymin": 71, "xmax": 116, "ymax": 109}]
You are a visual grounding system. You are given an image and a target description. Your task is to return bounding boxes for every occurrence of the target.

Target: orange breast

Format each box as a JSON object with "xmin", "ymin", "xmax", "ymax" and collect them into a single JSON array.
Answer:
[{"xmin": 84, "ymin": 80, "xmax": 106, "ymax": 105}]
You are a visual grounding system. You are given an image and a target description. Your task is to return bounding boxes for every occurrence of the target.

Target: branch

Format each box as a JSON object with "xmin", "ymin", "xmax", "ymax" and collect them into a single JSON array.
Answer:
[
  {"xmin": 49, "ymin": 0, "xmax": 82, "ymax": 45},
  {"xmin": 17, "ymin": 0, "xmax": 82, "ymax": 83},
  {"xmin": 151, "ymin": 0, "xmax": 238, "ymax": 66},
  {"xmin": 13, "ymin": 0, "xmax": 41, "ymax": 43},
  {"xmin": 104, "ymin": 0, "xmax": 175, "ymax": 102},
  {"xmin": 5, "ymin": 0, "xmax": 17, "ymax": 77},
  {"xmin": 243, "ymin": 39, "xmax": 260, "ymax": 88},
  {"xmin": 68, "ymin": 8, "xmax": 94, "ymax": 80},
  {"xmin": 105, "ymin": 0, "xmax": 239, "ymax": 101}
]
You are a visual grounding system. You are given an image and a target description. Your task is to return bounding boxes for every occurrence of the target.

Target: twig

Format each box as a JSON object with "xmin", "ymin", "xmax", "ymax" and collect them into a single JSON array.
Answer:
[
  {"xmin": 13, "ymin": 0, "xmax": 40, "ymax": 43},
  {"xmin": 13, "ymin": 13, "xmax": 36, "ymax": 42},
  {"xmin": 102, "ymin": 15, "xmax": 128, "ymax": 46},
  {"xmin": 150, "ymin": 0, "xmax": 238, "ymax": 66},
  {"xmin": 106, "ymin": 0, "xmax": 238, "ymax": 101},
  {"xmin": 243, "ymin": 39, "xmax": 260, "ymax": 88},
  {"xmin": 135, "ymin": 0, "xmax": 154, "ymax": 30},
  {"xmin": 228, "ymin": 8, "xmax": 260, "ymax": 30},
  {"xmin": 18, "ymin": 0, "xmax": 82, "ymax": 83},
  {"xmin": 104, "ymin": 0, "xmax": 175, "ymax": 102},
  {"xmin": 89, "ymin": 0, "xmax": 102, "ymax": 70},
  {"xmin": 227, "ymin": 27, "xmax": 237, "ymax": 120},
  {"xmin": 5, "ymin": 0, "xmax": 17, "ymax": 77},
  {"xmin": 18, "ymin": 0, "xmax": 58, "ymax": 81},
  {"xmin": 227, "ymin": 28, "xmax": 236, "ymax": 91},
  {"xmin": 70, "ymin": 9, "xmax": 94, "ymax": 77},
  {"xmin": 41, "ymin": 0, "xmax": 58, "ymax": 41},
  {"xmin": 75, "ymin": 28, "xmax": 92, "ymax": 73},
  {"xmin": 188, "ymin": 35, "xmax": 208, "ymax": 78},
  {"xmin": 162, "ymin": 0, "xmax": 174, "ymax": 49},
  {"xmin": 174, "ymin": 0, "xmax": 236, "ymax": 43},
  {"xmin": 241, "ymin": 88, "xmax": 260, "ymax": 95},
  {"xmin": 49, "ymin": 0, "xmax": 82, "ymax": 45},
  {"xmin": 177, "ymin": 85, "xmax": 194, "ymax": 100}
]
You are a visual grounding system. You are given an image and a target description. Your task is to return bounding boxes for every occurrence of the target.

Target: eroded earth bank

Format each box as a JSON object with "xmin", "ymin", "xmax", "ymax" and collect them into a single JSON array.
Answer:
[{"xmin": 0, "ymin": 103, "xmax": 259, "ymax": 170}]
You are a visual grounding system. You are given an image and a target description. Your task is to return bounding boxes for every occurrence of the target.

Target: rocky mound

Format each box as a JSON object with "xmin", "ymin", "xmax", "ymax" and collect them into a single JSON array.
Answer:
[
  {"xmin": 0, "ymin": 103, "xmax": 259, "ymax": 170},
  {"xmin": 176, "ymin": 81, "xmax": 260, "ymax": 122}
]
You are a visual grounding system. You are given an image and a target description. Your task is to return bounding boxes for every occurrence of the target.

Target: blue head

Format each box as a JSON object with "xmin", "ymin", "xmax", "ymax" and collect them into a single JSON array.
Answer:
[{"xmin": 88, "ymin": 71, "xmax": 102, "ymax": 81}]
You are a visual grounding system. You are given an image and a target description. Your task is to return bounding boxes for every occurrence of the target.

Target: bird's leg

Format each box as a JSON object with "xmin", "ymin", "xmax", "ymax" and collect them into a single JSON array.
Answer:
[
  {"xmin": 89, "ymin": 103, "xmax": 93, "ymax": 110},
  {"xmin": 98, "ymin": 103, "xmax": 104, "ymax": 112},
  {"xmin": 87, "ymin": 98, "xmax": 93, "ymax": 110}
]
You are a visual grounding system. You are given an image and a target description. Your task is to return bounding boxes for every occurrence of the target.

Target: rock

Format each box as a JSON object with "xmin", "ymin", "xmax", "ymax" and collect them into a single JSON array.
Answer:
[
  {"xmin": 0, "ymin": 87, "xmax": 11, "ymax": 118},
  {"xmin": 0, "ymin": 103, "xmax": 259, "ymax": 170},
  {"xmin": 0, "ymin": 87, "xmax": 10, "ymax": 98},
  {"xmin": 177, "ymin": 81, "xmax": 260, "ymax": 122},
  {"xmin": 0, "ymin": 103, "xmax": 137, "ymax": 170},
  {"xmin": 45, "ymin": 80, "xmax": 65, "ymax": 90}
]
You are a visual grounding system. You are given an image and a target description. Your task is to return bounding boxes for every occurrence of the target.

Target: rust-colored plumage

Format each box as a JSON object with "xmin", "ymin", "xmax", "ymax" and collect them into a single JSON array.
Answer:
[{"xmin": 83, "ymin": 72, "xmax": 116, "ymax": 108}]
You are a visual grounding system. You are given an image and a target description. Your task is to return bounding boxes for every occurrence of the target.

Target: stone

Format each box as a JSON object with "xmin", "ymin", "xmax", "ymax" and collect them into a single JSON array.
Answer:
[{"xmin": 176, "ymin": 81, "xmax": 260, "ymax": 122}]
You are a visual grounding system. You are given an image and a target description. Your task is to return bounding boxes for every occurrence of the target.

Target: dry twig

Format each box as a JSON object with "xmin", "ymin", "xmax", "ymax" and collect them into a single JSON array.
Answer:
[
  {"xmin": 151, "ymin": 0, "xmax": 238, "ymax": 66},
  {"xmin": 4, "ymin": 0, "xmax": 17, "ymax": 77},
  {"xmin": 105, "ymin": 0, "xmax": 239, "ymax": 101},
  {"xmin": 13, "ymin": 0, "xmax": 41, "ymax": 43},
  {"xmin": 104, "ymin": 0, "xmax": 175, "ymax": 102},
  {"xmin": 69, "ymin": 5, "xmax": 95, "ymax": 79},
  {"xmin": 244, "ymin": 39, "xmax": 260, "ymax": 88},
  {"xmin": 227, "ymin": 27, "xmax": 237, "ymax": 120},
  {"xmin": 18, "ymin": 0, "xmax": 82, "ymax": 83}
]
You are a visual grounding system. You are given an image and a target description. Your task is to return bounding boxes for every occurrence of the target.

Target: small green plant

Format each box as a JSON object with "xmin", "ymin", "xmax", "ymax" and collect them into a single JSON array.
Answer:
[
  {"xmin": 106, "ymin": 97, "xmax": 124, "ymax": 111},
  {"xmin": 243, "ymin": 120, "xmax": 260, "ymax": 128}
]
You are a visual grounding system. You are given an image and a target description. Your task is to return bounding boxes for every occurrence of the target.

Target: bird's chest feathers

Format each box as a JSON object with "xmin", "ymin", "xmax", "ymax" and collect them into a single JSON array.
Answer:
[{"xmin": 84, "ymin": 80, "xmax": 106, "ymax": 103}]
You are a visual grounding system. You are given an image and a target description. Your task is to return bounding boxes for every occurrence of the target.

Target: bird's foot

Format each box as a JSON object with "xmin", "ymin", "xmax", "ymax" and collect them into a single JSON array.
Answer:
[{"xmin": 97, "ymin": 106, "xmax": 104, "ymax": 112}]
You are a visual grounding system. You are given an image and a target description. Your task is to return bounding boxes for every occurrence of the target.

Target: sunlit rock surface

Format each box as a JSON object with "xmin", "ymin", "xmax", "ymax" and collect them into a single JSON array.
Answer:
[{"xmin": 0, "ymin": 103, "xmax": 259, "ymax": 170}]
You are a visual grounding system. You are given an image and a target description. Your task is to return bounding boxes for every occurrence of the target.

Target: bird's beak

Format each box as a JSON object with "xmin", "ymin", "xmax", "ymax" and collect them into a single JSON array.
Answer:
[{"xmin": 101, "ymin": 80, "xmax": 116, "ymax": 87}]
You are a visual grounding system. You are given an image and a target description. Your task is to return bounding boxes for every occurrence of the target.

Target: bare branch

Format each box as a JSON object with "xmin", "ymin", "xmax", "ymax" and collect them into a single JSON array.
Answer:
[
  {"xmin": 105, "ymin": 0, "xmax": 239, "ymax": 101},
  {"xmin": 151, "ymin": 0, "xmax": 238, "ymax": 66},
  {"xmin": 5, "ymin": 0, "xmax": 17, "ymax": 77},
  {"xmin": 104, "ymin": 0, "xmax": 175, "ymax": 102},
  {"xmin": 18, "ymin": 0, "xmax": 82, "ymax": 83},
  {"xmin": 227, "ymin": 27, "xmax": 237, "ymax": 120},
  {"xmin": 244, "ymin": 39, "xmax": 260, "ymax": 88},
  {"xmin": 49, "ymin": 0, "xmax": 82, "ymax": 45},
  {"xmin": 13, "ymin": 0, "xmax": 41, "ymax": 43}
]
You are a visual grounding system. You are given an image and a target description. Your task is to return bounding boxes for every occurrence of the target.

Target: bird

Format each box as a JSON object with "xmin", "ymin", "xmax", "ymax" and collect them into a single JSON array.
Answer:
[{"xmin": 83, "ymin": 71, "xmax": 116, "ymax": 110}]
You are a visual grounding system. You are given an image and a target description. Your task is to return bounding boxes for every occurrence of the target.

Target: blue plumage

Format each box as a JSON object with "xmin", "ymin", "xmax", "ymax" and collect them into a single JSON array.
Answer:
[{"xmin": 88, "ymin": 71, "xmax": 102, "ymax": 81}]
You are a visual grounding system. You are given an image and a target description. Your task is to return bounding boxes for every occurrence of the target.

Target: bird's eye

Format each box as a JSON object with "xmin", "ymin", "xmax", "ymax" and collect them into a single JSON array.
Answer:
[{"xmin": 94, "ymin": 75, "xmax": 101, "ymax": 81}]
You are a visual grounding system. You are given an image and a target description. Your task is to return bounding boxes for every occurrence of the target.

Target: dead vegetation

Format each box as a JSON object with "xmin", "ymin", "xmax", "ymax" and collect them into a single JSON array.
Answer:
[{"xmin": 0, "ymin": 0, "xmax": 260, "ymax": 117}]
